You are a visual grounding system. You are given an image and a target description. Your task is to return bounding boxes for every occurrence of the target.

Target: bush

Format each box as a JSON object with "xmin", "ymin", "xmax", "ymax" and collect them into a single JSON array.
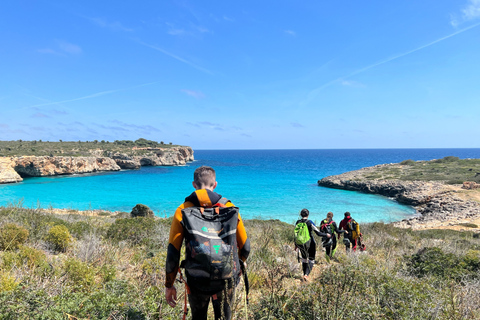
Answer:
[
  {"xmin": 0, "ymin": 223, "xmax": 29, "ymax": 250},
  {"xmin": 400, "ymin": 159, "xmax": 416, "ymax": 165},
  {"xmin": 406, "ymin": 247, "xmax": 480, "ymax": 281},
  {"xmin": 45, "ymin": 225, "xmax": 72, "ymax": 252},
  {"xmin": 64, "ymin": 257, "xmax": 96, "ymax": 289},
  {"xmin": 0, "ymin": 272, "xmax": 19, "ymax": 292},
  {"xmin": 106, "ymin": 217, "xmax": 157, "ymax": 246},
  {"xmin": 130, "ymin": 204, "xmax": 154, "ymax": 218}
]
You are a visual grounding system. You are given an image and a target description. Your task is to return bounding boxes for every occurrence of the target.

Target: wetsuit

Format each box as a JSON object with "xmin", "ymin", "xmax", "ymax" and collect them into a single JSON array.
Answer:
[
  {"xmin": 165, "ymin": 189, "xmax": 250, "ymax": 320},
  {"xmin": 339, "ymin": 217, "xmax": 360, "ymax": 252},
  {"xmin": 294, "ymin": 218, "xmax": 328, "ymax": 276},
  {"xmin": 320, "ymin": 219, "xmax": 345, "ymax": 262}
]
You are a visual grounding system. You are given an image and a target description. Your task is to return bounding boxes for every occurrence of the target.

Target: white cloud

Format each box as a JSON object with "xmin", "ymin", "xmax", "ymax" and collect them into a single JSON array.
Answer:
[
  {"xmin": 166, "ymin": 22, "xmax": 186, "ymax": 35},
  {"xmin": 136, "ymin": 40, "xmax": 213, "ymax": 75},
  {"xmin": 463, "ymin": 0, "xmax": 480, "ymax": 20},
  {"xmin": 181, "ymin": 89, "xmax": 205, "ymax": 99},
  {"xmin": 57, "ymin": 41, "xmax": 82, "ymax": 55},
  {"xmin": 285, "ymin": 30, "xmax": 296, "ymax": 36},
  {"xmin": 87, "ymin": 17, "xmax": 133, "ymax": 32},
  {"xmin": 37, "ymin": 40, "xmax": 82, "ymax": 56},
  {"xmin": 451, "ymin": 0, "xmax": 480, "ymax": 26}
]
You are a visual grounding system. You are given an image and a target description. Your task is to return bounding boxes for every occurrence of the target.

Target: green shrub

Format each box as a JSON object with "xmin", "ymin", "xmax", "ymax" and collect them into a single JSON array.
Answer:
[
  {"xmin": 17, "ymin": 245, "xmax": 49, "ymax": 271},
  {"xmin": 68, "ymin": 221, "xmax": 93, "ymax": 238},
  {"xmin": 406, "ymin": 247, "xmax": 480, "ymax": 281},
  {"xmin": 400, "ymin": 159, "xmax": 416, "ymax": 165},
  {"xmin": 45, "ymin": 225, "xmax": 72, "ymax": 252},
  {"xmin": 64, "ymin": 257, "xmax": 96, "ymax": 289},
  {"xmin": 0, "ymin": 223, "xmax": 29, "ymax": 250},
  {"xmin": 106, "ymin": 217, "xmax": 157, "ymax": 246},
  {"xmin": 0, "ymin": 272, "xmax": 19, "ymax": 292},
  {"xmin": 100, "ymin": 265, "xmax": 117, "ymax": 283}
]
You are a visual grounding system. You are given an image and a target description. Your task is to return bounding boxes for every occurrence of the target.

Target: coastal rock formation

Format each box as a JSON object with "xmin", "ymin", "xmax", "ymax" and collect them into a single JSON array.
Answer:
[
  {"xmin": 0, "ymin": 157, "xmax": 23, "ymax": 183},
  {"xmin": 14, "ymin": 156, "xmax": 121, "ymax": 177},
  {"xmin": 0, "ymin": 146, "xmax": 194, "ymax": 184},
  {"xmin": 318, "ymin": 164, "xmax": 480, "ymax": 229},
  {"xmin": 109, "ymin": 146, "xmax": 194, "ymax": 169}
]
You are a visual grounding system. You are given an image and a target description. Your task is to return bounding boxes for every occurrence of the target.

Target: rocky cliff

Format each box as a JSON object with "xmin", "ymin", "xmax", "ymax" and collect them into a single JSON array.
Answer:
[
  {"xmin": 0, "ymin": 158, "xmax": 23, "ymax": 183},
  {"xmin": 108, "ymin": 146, "xmax": 194, "ymax": 169},
  {"xmin": 318, "ymin": 164, "xmax": 480, "ymax": 229},
  {"xmin": 13, "ymin": 156, "xmax": 120, "ymax": 177},
  {"xmin": 0, "ymin": 146, "xmax": 194, "ymax": 184}
]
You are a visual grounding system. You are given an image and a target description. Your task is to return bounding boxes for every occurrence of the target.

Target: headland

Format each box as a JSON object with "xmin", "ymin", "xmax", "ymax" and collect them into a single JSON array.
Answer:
[
  {"xmin": 0, "ymin": 139, "xmax": 194, "ymax": 184},
  {"xmin": 318, "ymin": 156, "xmax": 480, "ymax": 231}
]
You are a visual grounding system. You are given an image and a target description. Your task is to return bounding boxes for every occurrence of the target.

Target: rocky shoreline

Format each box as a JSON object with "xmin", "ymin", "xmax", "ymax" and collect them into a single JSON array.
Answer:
[
  {"xmin": 0, "ymin": 146, "xmax": 194, "ymax": 184},
  {"xmin": 318, "ymin": 164, "xmax": 480, "ymax": 231}
]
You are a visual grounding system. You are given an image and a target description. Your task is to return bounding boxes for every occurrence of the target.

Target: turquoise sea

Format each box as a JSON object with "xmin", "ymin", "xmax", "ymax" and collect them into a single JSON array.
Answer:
[{"xmin": 1, "ymin": 149, "xmax": 480, "ymax": 224}]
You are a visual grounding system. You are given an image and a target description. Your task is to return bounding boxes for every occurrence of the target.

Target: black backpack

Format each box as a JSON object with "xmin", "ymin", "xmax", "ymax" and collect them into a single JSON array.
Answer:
[
  {"xmin": 181, "ymin": 201, "xmax": 240, "ymax": 281},
  {"xmin": 320, "ymin": 219, "xmax": 334, "ymax": 234}
]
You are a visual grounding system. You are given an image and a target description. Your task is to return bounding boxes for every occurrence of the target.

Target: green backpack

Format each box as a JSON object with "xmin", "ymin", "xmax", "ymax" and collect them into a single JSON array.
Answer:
[{"xmin": 294, "ymin": 221, "xmax": 311, "ymax": 246}]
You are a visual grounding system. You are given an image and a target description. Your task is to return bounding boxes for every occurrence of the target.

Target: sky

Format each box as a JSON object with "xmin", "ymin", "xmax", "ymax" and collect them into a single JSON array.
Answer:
[{"xmin": 1, "ymin": 1, "xmax": 480, "ymax": 150}]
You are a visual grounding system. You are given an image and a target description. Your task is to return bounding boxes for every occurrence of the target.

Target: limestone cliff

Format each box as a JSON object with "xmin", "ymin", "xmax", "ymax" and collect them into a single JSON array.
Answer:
[
  {"xmin": 13, "ymin": 156, "xmax": 121, "ymax": 177},
  {"xmin": 0, "ymin": 158, "xmax": 23, "ymax": 183},
  {"xmin": 0, "ymin": 146, "xmax": 194, "ymax": 184},
  {"xmin": 108, "ymin": 146, "xmax": 194, "ymax": 169}
]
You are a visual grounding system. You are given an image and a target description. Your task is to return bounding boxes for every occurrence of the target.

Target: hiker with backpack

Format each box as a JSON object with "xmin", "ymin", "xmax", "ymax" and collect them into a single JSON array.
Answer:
[
  {"xmin": 320, "ymin": 212, "xmax": 347, "ymax": 263},
  {"xmin": 165, "ymin": 166, "xmax": 251, "ymax": 320},
  {"xmin": 294, "ymin": 208, "xmax": 331, "ymax": 281},
  {"xmin": 339, "ymin": 212, "xmax": 364, "ymax": 252}
]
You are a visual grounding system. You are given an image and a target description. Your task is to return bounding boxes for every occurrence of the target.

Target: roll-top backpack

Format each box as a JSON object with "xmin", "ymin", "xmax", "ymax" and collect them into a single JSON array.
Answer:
[{"xmin": 181, "ymin": 200, "xmax": 240, "ymax": 281}]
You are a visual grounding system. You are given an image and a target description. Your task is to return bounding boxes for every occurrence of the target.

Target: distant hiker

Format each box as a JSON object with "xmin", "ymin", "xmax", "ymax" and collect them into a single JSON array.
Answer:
[
  {"xmin": 294, "ymin": 208, "xmax": 331, "ymax": 281},
  {"xmin": 320, "ymin": 212, "xmax": 347, "ymax": 262},
  {"xmin": 165, "ymin": 166, "xmax": 251, "ymax": 320},
  {"xmin": 339, "ymin": 212, "xmax": 364, "ymax": 252}
]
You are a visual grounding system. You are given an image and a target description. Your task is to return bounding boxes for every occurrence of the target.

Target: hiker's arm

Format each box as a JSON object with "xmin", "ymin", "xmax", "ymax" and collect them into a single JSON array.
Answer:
[
  {"xmin": 165, "ymin": 207, "xmax": 185, "ymax": 289},
  {"xmin": 333, "ymin": 222, "xmax": 347, "ymax": 234},
  {"xmin": 236, "ymin": 212, "xmax": 250, "ymax": 262},
  {"xmin": 311, "ymin": 223, "xmax": 331, "ymax": 238}
]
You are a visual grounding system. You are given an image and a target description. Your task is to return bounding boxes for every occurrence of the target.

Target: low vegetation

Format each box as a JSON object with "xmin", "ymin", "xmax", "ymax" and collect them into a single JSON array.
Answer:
[
  {"xmin": 1, "ymin": 205, "xmax": 480, "ymax": 319},
  {"xmin": 0, "ymin": 138, "xmax": 183, "ymax": 157},
  {"xmin": 368, "ymin": 156, "xmax": 480, "ymax": 184}
]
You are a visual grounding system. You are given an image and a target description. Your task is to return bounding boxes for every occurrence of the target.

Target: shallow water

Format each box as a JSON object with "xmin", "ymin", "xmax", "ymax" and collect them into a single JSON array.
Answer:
[{"xmin": 1, "ymin": 149, "xmax": 480, "ymax": 224}]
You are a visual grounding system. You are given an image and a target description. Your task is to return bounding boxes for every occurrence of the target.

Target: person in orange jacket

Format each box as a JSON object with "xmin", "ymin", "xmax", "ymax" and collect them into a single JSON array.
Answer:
[{"xmin": 165, "ymin": 166, "xmax": 250, "ymax": 320}]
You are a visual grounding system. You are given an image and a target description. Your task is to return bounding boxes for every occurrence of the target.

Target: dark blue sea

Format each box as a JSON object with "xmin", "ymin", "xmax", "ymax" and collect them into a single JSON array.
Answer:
[{"xmin": 1, "ymin": 149, "xmax": 480, "ymax": 224}]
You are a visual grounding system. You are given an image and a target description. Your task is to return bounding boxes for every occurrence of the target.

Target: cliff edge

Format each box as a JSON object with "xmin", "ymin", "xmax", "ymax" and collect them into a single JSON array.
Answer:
[{"xmin": 0, "ymin": 146, "xmax": 194, "ymax": 184}]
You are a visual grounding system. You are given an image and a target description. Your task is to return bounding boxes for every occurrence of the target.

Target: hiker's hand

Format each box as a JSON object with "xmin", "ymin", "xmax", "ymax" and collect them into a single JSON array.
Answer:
[
  {"xmin": 327, "ymin": 234, "xmax": 331, "ymax": 238},
  {"xmin": 345, "ymin": 231, "xmax": 349, "ymax": 234},
  {"xmin": 165, "ymin": 286, "xmax": 177, "ymax": 307}
]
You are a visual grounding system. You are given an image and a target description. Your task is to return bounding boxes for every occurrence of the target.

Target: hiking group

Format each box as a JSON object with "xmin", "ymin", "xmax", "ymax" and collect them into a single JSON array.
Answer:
[
  {"xmin": 294, "ymin": 209, "xmax": 365, "ymax": 280},
  {"xmin": 164, "ymin": 165, "xmax": 364, "ymax": 319}
]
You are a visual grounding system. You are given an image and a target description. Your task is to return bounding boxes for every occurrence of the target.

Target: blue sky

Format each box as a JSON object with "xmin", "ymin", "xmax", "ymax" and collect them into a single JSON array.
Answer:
[{"xmin": 1, "ymin": 1, "xmax": 480, "ymax": 150}]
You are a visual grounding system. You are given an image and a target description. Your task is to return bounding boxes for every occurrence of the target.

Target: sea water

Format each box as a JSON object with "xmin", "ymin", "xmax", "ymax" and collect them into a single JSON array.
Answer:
[{"xmin": 1, "ymin": 149, "xmax": 480, "ymax": 224}]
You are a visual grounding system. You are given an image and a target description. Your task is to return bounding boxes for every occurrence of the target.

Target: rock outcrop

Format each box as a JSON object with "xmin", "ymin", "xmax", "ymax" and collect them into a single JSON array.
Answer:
[
  {"xmin": 0, "ymin": 158, "xmax": 23, "ymax": 183},
  {"xmin": 14, "ymin": 156, "xmax": 121, "ymax": 177},
  {"xmin": 109, "ymin": 146, "xmax": 194, "ymax": 169},
  {"xmin": 318, "ymin": 165, "xmax": 480, "ymax": 229},
  {"xmin": 0, "ymin": 146, "xmax": 194, "ymax": 184}
]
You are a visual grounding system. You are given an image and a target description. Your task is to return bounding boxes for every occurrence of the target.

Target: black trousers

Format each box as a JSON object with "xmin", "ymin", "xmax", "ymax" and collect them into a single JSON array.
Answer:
[
  {"xmin": 188, "ymin": 281, "xmax": 235, "ymax": 320},
  {"xmin": 325, "ymin": 236, "xmax": 337, "ymax": 257},
  {"xmin": 298, "ymin": 240, "xmax": 316, "ymax": 276}
]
